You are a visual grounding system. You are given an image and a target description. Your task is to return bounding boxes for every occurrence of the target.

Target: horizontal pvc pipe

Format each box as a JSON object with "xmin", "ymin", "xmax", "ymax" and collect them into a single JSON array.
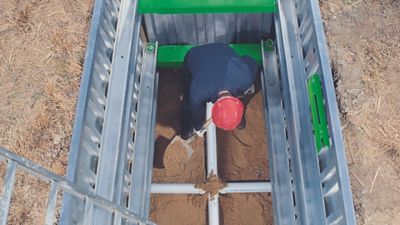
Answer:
[
  {"xmin": 151, "ymin": 183, "xmax": 205, "ymax": 194},
  {"xmin": 220, "ymin": 182, "xmax": 272, "ymax": 194},
  {"xmin": 151, "ymin": 182, "xmax": 271, "ymax": 195}
]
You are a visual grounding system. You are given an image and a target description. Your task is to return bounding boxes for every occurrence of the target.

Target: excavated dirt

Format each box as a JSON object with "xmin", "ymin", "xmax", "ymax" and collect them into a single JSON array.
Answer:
[
  {"xmin": 163, "ymin": 136, "xmax": 194, "ymax": 177},
  {"xmin": 195, "ymin": 174, "xmax": 227, "ymax": 197},
  {"xmin": 151, "ymin": 70, "xmax": 273, "ymax": 225}
]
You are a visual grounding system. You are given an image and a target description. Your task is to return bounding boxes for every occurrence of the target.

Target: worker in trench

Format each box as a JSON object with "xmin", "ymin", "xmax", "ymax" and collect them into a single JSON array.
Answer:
[{"xmin": 181, "ymin": 43, "xmax": 259, "ymax": 140}]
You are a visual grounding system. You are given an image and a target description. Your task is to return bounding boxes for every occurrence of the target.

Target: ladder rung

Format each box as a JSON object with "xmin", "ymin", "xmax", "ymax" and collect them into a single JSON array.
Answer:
[{"xmin": 45, "ymin": 182, "xmax": 59, "ymax": 225}]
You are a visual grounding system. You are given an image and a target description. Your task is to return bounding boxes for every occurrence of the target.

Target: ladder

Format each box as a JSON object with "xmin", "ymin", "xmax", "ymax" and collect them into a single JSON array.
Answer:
[
  {"xmin": 0, "ymin": 147, "xmax": 154, "ymax": 225},
  {"xmin": 0, "ymin": 0, "xmax": 356, "ymax": 224}
]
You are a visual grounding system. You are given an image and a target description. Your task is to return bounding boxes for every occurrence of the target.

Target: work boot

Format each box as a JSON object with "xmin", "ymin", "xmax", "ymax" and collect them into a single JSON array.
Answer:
[
  {"xmin": 181, "ymin": 128, "xmax": 195, "ymax": 141},
  {"xmin": 237, "ymin": 116, "xmax": 246, "ymax": 130}
]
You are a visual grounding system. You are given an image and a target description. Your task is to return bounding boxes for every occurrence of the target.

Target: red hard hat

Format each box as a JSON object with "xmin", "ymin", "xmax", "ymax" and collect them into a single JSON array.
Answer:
[{"xmin": 212, "ymin": 96, "xmax": 244, "ymax": 131}]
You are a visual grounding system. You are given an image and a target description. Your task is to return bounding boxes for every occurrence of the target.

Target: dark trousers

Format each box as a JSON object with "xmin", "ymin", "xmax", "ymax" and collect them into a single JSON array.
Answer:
[{"xmin": 181, "ymin": 72, "xmax": 193, "ymax": 135}]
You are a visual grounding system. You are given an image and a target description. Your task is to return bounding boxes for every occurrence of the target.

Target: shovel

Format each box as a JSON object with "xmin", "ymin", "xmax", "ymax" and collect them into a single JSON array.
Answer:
[{"xmin": 163, "ymin": 118, "xmax": 213, "ymax": 172}]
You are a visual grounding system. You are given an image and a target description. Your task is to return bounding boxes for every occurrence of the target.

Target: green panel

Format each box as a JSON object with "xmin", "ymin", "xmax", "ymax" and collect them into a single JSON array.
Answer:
[
  {"xmin": 139, "ymin": 0, "xmax": 276, "ymax": 14},
  {"xmin": 157, "ymin": 44, "xmax": 262, "ymax": 68},
  {"xmin": 307, "ymin": 74, "xmax": 331, "ymax": 153}
]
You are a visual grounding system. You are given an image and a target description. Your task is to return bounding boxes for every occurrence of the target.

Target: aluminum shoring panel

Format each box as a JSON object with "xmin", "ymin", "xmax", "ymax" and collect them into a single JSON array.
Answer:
[
  {"xmin": 276, "ymin": 0, "xmax": 326, "ymax": 224},
  {"xmin": 90, "ymin": 0, "xmax": 143, "ymax": 223},
  {"xmin": 67, "ymin": 0, "xmax": 119, "ymax": 188},
  {"xmin": 295, "ymin": 0, "xmax": 356, "ymax": 223},
  {"xmin": 144, "ymin": 13, "xmax": 273, "ymax": 45},
  {"xmin": 0, "ymin": 147, "xmax": 155, "ymax": 225},
  {"xmin": 261, "ymin": 41, "xmax": 296, "ymax": 225},
  {"xmin": 62, "ymin": 0, "xmax": 121, "ymax": 223},
  {"xmin": 129, "ymin": 43, "xmax": 159, "ymax": 218}
]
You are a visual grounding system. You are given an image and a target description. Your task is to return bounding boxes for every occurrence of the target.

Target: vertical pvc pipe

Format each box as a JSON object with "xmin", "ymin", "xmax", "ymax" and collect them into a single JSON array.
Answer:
[
  {"xmin": 208, "ymin": 195, "xmax": 219, "ymax": 225},
  {"xmin": 206, "ymin": 102, "xmax": 218, "ymax": 175},
  {"xmin": 206, "ymin": 102, "xmax": 219, "ymax": 225}
]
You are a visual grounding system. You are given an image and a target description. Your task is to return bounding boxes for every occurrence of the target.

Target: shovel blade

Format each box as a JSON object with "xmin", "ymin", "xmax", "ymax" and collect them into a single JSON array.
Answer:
[{"xmin": 163, "ymin": 136, "xmax": 194, "ymax": 174}]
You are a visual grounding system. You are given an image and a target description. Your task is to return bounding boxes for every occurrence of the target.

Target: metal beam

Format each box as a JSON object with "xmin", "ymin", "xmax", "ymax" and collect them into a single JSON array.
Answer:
[
  {"xmin": 157, "ymin": 44, "xmax": 263, "ymax": 68},
  {"xmin": 139, "ymin": 0, "xmax": 276, "ymax": 14},
  {"xmin": 91, "ymin": 0, "xmax": 142, "ymax": 223},
  {"xmin": 261, "ymin": 40, "xmax": 296, "ymax": 225},
  {"xmin": 129, "ymin": 43, "xmax": 159, "ymax": 218},
  {"xmin": 276, "ymin": 1, "xmax": 327, "ymax": 223}
]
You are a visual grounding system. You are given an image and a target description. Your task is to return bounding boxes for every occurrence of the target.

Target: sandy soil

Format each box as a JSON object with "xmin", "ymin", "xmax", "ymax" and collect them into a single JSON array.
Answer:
[
  {"xmin": 150, "ymin": 71, "xmax": 273, "ymax": 225},
  {"xmin": 320, "ymin": 0, "xmax": 400, "ymax": 224}
]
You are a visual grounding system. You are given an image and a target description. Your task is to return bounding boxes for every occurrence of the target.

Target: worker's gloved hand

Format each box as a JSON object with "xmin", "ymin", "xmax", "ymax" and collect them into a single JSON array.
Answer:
[
  {"xmin": 244, "ymin": 84, "xmax": 255, "ymax": 96},
  {"xmin": 194, "ymin": 128, "xmax": 206, "ymax": 138}
]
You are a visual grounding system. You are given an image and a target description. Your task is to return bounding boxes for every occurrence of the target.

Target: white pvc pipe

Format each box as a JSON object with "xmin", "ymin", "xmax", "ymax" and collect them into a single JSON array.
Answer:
[
  {"xmin": 208, "ymin": 194, "xmax": 219, "ymax": 225},
  {"xmin": 206, "ymin": 102, "xmax": 219, "ymax": 225},
  {"xmin": 151, "ymin": 183, "xmax": 205, "ymax": 194},
  {"xmin": 220, "ymin": 182, "xmax": 272, "ymax": 194},
  {"xmin": 206, "ymin": 102, "xmax": 218, "ymax": 176}
]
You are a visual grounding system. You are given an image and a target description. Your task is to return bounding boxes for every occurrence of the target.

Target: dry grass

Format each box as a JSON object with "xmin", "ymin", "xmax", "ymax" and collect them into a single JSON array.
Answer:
[
  {"xmin": 0, "ymin": 0, "xmax": 93, "ymax": 224},
  {"xmin": 0, "ymin": 0, "xmax": 93, "ymax": 173},
  {"xmin": 321, "ymin": 0, "xmax": 400, "ymax": 224}
]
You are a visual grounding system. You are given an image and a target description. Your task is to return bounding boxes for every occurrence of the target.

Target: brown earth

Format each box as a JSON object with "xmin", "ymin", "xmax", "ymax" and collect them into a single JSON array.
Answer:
[
  {"xmin": 320, "ymin": 0, "xmax": 400, "ymax": 224},
  {"xmin": 151, "ymin": 71, "xmax": 272, "ymax": 225}
]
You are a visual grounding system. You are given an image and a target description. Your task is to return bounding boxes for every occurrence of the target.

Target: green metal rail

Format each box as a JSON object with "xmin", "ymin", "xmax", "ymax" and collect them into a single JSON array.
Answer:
[
  {"xmin": 157, "ymin": 44, "xmax": 262, "ymax": 67},
  {"xmin": 139, "ymin": 0, "xmax": 276, "ymax": 14}
]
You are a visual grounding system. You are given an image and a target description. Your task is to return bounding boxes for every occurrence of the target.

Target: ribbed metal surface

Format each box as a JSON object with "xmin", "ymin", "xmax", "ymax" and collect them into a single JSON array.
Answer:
[
  {"xmin": 273, "ymin": 0, "xmax": 357, "ymax": 224},
  {"xmin": 143, "ymin": 13, "xmax": 274, "ymax": 45},
  {"xmin": 294, "ymin": 0, "xmax": 357, "ymax": 223}
]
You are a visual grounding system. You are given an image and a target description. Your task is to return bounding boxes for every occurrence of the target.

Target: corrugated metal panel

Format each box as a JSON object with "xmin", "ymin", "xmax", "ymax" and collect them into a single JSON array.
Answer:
[{"xmin": 143, "ymin": 13, "xmax": 273, "ymax": 45}]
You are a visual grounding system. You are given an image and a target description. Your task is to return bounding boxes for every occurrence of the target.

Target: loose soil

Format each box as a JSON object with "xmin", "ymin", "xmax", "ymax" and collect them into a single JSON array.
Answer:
[
  {"xmin": 320, "ymin": 0, "xmax": 400, "ymax": 224},
  {"xmin": 195, "ymin": 174, "xmax": 227, "ymax": 197},
  {"xmin": 151, "ymin": 70, "xmax": 272, "ymax": 225}
]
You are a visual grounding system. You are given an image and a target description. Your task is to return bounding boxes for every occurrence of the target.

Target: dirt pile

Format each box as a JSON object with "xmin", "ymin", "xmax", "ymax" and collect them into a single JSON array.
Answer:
[{"xmin": 195, "ymin": 174, "xmax": 227, "ymax": 197}]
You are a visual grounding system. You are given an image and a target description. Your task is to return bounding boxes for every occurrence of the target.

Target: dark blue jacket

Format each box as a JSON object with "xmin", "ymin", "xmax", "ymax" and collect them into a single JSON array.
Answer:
[{"xmin": 183, "ymin": 43, "xmax": 258, "ymax": 130}]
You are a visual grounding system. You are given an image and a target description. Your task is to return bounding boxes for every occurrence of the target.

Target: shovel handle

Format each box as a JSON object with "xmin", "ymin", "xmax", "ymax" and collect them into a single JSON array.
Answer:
[{"xmin": 203, "ymin": 118, "xmax": 213, "ymax": 129}]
